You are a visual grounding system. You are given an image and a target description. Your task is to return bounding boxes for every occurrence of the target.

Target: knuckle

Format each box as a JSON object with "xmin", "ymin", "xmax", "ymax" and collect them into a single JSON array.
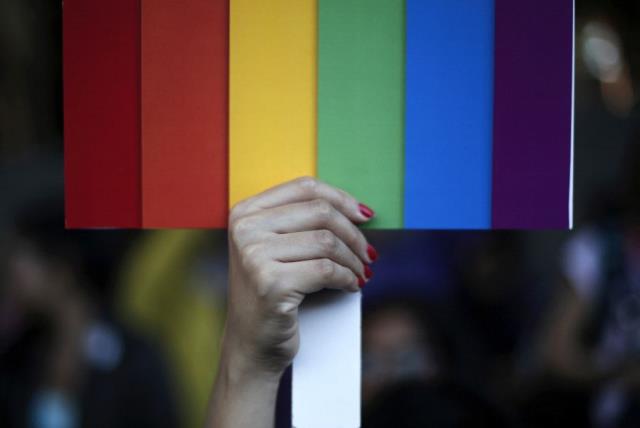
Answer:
[
  {"xmin": 253, "ymin": 266, "xmax": 277, "ymax": 298},
  {"xmin": 312, "ymin": 199, "xmax": 333, "ymax": 221},
  {"xmin": 317, "ymin": 258, "xmax": 336, "ymax": 280},
  {"xmin": 272, "ymin": 300, "xmax": 297, "ymax": 318},
  {"xmin": 240, "ymin": 243, "xmax": 263, "ymax": 269},
  {"xmin": 296, "ymin": 176, "xmax": 319, "ymax": 196},
  {"xmin": 228, "ymin": 202, "xmax": 243, "ymax": 223},
  {"xmin": 255, "ymin": 282, "xmax": 271, "ymax": 299},
  {"xmin": 242, "ymin": 242, "xmax": 263, "ymax": 258},
  {"xmin": 229, "ymin": 219, "xmax": 243, "ymax": 238},
  {"xmin": 229, "ymin": 199, "xmax": 253, "ymax": 224},
  {"xmin": 229, "ymin": 216, "xmax": 254, "ymax": 238},
  {"xmin": 316, "ymin": 230, "xmax": 338, "ymax": 251}
]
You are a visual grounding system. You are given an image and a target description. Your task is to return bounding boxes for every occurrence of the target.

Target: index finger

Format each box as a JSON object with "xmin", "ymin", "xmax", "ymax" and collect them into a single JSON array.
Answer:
[{"xmin": 231, "ymin": 176, "xmax": 374, "ymax": 224}]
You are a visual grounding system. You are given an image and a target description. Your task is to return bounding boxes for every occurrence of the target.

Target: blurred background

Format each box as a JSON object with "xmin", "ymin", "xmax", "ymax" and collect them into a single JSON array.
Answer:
[{"xmin": 1, "ymin": 1, "xmax": 639, "ymax": 427}]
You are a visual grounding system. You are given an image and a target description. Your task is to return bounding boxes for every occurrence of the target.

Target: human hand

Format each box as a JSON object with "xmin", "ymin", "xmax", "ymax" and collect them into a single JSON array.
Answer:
[
  {"xmin": 208, "ymin": 177, "xmax": 377, "ymax": 428},
  {"xmin": 225, "ymin": 176, "xmax": 377, "ymax": 375}
]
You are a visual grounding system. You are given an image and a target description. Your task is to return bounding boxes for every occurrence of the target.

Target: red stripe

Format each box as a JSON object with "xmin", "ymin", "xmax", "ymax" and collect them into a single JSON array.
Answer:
[
  {"xmin": 141, "ymin": 0, "xmax": 229, "ymax": 228},
  {"xmin": 63, "ymin": 0, "xmax": 142, "ymax": 228}
]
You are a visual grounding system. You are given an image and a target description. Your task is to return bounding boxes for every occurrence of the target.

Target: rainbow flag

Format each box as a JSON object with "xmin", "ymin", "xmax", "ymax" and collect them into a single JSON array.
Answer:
[{"xmin": 64, "ymin": 0, "xmax": 574, "ymax": 230}]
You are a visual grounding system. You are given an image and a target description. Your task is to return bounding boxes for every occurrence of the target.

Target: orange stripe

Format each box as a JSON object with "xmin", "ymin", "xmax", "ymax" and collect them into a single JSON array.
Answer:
[{"xmin": 141, "ymin": 0, "xmax": 228, "ymax": 228}]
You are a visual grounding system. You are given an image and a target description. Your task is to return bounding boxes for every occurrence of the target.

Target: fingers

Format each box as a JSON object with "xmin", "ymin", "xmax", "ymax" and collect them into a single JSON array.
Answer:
[
  {"xmin": 264, "ymin": 230, "xmax": 366, "ymax": 279},
  {"xmin": 277, "ymin": 259, "xmax": 361, "ymax": 295},
  {"xmin": 231, "ymin": 177, "xmax": 373, "ymax": 225},
  {"xmin": 228, "ymin": 177, "xmax": 378, "ymax": 304},
  {"xmin": 246, "ymin": 199, "xmax": 372, "ymax": 263}
]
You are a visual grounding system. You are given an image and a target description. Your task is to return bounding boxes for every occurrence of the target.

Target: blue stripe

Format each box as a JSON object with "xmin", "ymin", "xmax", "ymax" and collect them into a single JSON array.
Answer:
[{"xmin": 404, "ymin": 0, "xmax": 495, "ymax": 229}]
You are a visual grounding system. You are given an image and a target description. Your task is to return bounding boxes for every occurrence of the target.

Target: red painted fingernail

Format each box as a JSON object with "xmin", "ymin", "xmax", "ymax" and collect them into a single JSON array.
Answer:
[
  {"xmin": 364, "ymin": 264, "xmax": 373, "ymax": 279},
  {"xmin": 359, "ymin": 203, "xmax": 375, "ymax": 219},
  {"xmin": 367, "ymin": 244, "xmax": 378, "ymax": 262}
]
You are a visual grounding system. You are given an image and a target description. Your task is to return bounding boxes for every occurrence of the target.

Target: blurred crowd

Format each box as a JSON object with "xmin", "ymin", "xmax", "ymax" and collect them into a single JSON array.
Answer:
[{"xmin": 1, "ymin": 1, "xmax": 640, "ymax": 427}]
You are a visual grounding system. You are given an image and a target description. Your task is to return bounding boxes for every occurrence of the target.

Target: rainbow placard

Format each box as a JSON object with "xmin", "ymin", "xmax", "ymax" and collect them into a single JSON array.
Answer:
[{"xmin": 64, "ymin": 0, "xmax": 574, "ymax": 230}]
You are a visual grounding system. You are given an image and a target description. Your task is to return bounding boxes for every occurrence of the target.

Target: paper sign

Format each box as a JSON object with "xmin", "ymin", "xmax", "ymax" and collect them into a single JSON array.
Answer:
[
  {"xmin": 293, "ymin": 292, "xmax": 361, "ymax": 428},
  {"xmin": 64, "ymin": 1, "xmax": 574, "ymax": 231}
]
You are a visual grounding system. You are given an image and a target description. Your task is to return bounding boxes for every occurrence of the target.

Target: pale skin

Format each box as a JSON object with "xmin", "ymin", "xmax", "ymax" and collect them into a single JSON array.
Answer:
[{"xmin": 206, "ymin": 177, "xmax": 376, "ymax": 428}]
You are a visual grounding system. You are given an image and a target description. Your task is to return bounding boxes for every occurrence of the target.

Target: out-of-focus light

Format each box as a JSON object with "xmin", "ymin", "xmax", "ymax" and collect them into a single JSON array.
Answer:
[
  {"xmin": 581, "ymin": 20, "xmax": 635, "ymax": 116},
  {"xmin": 581, "ymin": 21, "xmax": 623, "ymax": 83},
  {"xmin": 84, "ymin": 322, "xmax": 123, "ymax": 371}
]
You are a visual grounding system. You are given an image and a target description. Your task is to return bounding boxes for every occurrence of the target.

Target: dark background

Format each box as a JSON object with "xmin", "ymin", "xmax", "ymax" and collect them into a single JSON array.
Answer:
[{"xmin": 1, "ymin": 1, "xmax": 640, "ymax": 427}]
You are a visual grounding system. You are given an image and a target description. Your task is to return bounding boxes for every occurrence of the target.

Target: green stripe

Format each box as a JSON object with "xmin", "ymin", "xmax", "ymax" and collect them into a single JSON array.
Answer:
[{"xmin": 318, "ymin": 0, "xmax": 405, "ymax": 229}]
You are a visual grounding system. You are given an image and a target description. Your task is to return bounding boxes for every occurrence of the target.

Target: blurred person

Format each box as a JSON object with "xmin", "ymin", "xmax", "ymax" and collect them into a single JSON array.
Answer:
[
  {"xmin": 440, "ymin": 233, "xmax": 544, "ymax": 410},
  {"xmin": 578, "ymin": 1, "xmax": 640, "ymax": 94},
  {"xmin": 361, "ymin": 298, "xmax": 513, "ymax": 427},
  {"xmin": 572, "ymin": 1, "xmax": 640, "ymax": 226},
  {"xmin": 117, "ymin": 230, "xmax": 227, "ymax": 428},
  {"xmin": 0, "ymin": 199, "xmax": 179, "ymax": 428},
  {"xmin": 362, "ymin": 298, "xmax": 449, "ymax": 405},
  {"xmin": 533, "ymin": 124, "xmax": 640, "ymax": 428}
]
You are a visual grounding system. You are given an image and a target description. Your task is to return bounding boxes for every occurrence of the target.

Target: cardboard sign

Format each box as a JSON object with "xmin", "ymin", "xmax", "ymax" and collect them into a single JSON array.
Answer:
[
  {"xmin": 64, "ymin": 1, "xmax": 574, "ymax": 427},
  {"xmin": 63, "ymin": 0, "xmax": 573, "ymax": 231}
]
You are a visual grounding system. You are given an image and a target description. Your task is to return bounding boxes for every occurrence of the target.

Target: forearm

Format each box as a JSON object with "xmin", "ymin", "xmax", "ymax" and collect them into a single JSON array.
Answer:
[
  {"xmin": 207, "ymin": 337, "xmax": 282, "ymax": 428},
  {"xmin": 207, "ymin": 178, "xmax": 373, "ymax": 427}
]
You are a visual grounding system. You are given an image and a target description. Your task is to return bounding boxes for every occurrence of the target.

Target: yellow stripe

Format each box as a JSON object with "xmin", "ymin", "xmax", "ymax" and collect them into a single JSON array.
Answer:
[{"xmin": 229, "ymin": 0, "xmax": 317, "ymax": 207}]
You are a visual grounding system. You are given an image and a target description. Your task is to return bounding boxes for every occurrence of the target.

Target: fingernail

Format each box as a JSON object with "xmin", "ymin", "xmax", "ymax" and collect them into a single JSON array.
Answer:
[
  {"xmin": 364, "ymin": 264, "xmax": 373, "ymax": 279},
  {"xmin": 358, "ymin": 276, "xmax": 366, "ymax": 288},
  {"xmin": 359, "ymin": 203, "xmax": 375, "ymax": 219},
  {"xmin": 367, "ymin": 244, "xmax": 378, "ymax": 262}
]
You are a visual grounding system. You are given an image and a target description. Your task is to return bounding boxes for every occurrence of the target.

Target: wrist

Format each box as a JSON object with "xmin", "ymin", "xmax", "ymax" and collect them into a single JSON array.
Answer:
[
  {"xmin": 209, "ymin": 335, "xmax": 282, "ymax": 428},
  {"xmin": 218, "ymin": 332, "xmax": 285, "ymax": 387},
  {"xmin": 216, "ymin": 356, "xmax": 282, "ymax": 398}
]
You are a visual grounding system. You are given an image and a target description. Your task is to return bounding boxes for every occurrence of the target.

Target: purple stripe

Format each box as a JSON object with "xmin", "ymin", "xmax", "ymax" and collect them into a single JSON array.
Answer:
[{"xmin": 491, "ymin": 0, "xmax": 573, "ymax": 229}]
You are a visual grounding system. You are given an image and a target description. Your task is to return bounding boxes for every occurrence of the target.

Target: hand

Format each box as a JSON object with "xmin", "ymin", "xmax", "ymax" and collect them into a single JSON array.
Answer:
[
  {"xmin": 208, "ymin": 177, "xmax": 376, "ymax": 428},
  {"xmin": 226, "ymin": 176, "xmax": 375, "ymax": 373}
]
